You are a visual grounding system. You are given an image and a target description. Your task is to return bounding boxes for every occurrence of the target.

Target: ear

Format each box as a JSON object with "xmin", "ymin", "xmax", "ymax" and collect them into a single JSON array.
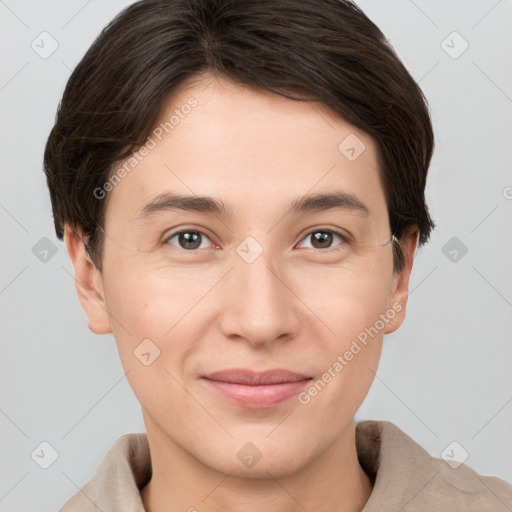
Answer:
[
  {"xmin": 383, "ymin": 227, "xmax": 419, "ymax": 334},
  {"xmin": 64, "ymin": 225, "xmax": 112, "ymax": 335}
]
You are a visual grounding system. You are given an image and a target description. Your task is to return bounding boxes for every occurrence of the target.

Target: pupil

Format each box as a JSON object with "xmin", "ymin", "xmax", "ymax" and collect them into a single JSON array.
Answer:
[
  {"xmin": 180, "ymin": 232, "xmax": 201, "ymax": 249},
  {"xmin": 312, "ymin": 231, "xmax": 332, "ymax": 249}
]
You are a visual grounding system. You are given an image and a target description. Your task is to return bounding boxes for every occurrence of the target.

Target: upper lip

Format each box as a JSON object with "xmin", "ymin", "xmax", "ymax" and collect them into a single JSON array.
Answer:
[{"xmin": 202, "ymin": 369, "xmax": 312, "ymax": 385}]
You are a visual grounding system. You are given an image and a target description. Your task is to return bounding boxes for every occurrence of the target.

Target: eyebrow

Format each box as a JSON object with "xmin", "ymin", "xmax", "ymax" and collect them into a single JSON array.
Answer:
[
  {"xmin": 136, "ymin": 190, "xmax": 369, "ymax": 220},
  {"xmin": 290, "ymin": 191, "xmax": 369, "ymax": 216}
]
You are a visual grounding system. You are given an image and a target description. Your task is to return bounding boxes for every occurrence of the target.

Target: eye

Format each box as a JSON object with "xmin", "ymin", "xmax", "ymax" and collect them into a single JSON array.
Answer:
[
  {"xmin": 165, "ymin": 230, "xmax": 213, "ymax": 251},
  {"xmin": 296, "ymin": 229, "xmax": 348, "ymax": 251},
  {"xmin": 164, "ymin": 228, "xmax": 349, "ymax": 252}
]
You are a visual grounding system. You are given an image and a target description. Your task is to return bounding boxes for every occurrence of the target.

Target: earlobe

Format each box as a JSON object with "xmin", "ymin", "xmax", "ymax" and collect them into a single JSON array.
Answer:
[
  {"xmin": 64, "ymin": 225, "xmax": 112, "ymax": 335},
  {"xmin": 384, "ymin": 228, "xmax": 419, "ymax": 335}
]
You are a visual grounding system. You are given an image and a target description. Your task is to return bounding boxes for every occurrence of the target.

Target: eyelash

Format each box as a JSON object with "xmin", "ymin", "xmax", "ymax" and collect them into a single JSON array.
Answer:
[{"xmin": 163, "ymin": 228, "xmax": 349, "ymax": 253}]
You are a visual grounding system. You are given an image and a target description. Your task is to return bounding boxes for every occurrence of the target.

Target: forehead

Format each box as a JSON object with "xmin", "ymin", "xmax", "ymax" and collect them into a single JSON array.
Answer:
[{"xmin": 104, "ymin": 74, "xmax": 387, "ymax": 227}]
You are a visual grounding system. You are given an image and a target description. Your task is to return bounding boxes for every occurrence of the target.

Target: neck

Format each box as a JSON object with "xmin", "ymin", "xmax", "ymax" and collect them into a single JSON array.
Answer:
[{"xmin": 140, "ymin": 415, "xmax": 373, "ymax": 512}]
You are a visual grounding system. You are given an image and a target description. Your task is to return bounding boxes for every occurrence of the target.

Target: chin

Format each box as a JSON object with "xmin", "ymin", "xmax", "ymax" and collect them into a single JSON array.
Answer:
[{"xmin": 197, "ymin": 440, "xmax": 312, "ymax": 480}]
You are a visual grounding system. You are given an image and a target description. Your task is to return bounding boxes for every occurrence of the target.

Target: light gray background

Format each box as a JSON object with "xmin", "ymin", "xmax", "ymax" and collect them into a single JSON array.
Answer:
[{"xmin": 1, "ymin": 0, "xmax": 511, "ymax": 510}]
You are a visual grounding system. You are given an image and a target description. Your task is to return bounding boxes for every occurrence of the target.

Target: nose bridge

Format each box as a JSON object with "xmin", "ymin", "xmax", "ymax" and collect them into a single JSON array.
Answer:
[{"xmin": 219, "ymin": 236, "xmax": 298, "ymax": 345}]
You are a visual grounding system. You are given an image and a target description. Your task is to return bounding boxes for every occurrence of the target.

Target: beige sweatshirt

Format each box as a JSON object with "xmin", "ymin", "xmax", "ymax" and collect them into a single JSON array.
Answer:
[{"xmin": 59, "ymin": 420, "xmax": 512, "ymax": 511}]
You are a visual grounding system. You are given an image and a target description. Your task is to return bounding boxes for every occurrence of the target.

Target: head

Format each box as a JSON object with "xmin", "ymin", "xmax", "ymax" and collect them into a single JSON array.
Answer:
[{"xmin": 44, "ymin": 0, "xmax": 434, "ymax": 478}]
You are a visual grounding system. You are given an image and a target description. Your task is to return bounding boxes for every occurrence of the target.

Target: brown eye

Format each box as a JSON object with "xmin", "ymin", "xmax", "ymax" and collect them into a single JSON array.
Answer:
[
  {"xmin": 166, "ymin": 230, "xmax": 211, "ymax": 250},
  {"xmin": 297, "ymin": 229, "xmax": 347, "ymax": 250}
]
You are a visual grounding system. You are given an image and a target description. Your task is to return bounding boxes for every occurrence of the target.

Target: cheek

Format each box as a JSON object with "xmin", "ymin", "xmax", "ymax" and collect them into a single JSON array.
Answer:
[
  {"xmin": 293, "ymin": 263, "xmax": 393, "ymax": 335},
  {"xmin": 100, "ymin": 254, "xmax": 219, "ymax": 370},
  {"xmin": 101, "ymin": 265, "xmax": 193, "ymax": 410},
  {"xmin": 298, "ymin": 280, "xmax": 386, "ymax": 423},
  {"xmin": 294, "ymin": 266, "xmax": 390, "ymax": 393},
  {"xmin": 102, "ymin": 248, "xmax": 206, "ymax": 328}
]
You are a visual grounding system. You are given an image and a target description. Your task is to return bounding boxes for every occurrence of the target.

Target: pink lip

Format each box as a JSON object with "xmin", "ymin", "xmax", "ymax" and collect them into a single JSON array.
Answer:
[{"xmin": 201, "ymin": 369, "xmax": 312, "ymax": 409}]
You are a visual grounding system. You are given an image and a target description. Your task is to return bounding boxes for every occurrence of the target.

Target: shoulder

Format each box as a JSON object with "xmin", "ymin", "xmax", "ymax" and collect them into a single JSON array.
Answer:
[
  {"xmin": 426, "ymin": 451, "xmax": 512, "ymax": 511},
  {"xmin": 356, "ymin": 420, "xmax": 512, "ymax": 511},
  {"xmin": 59, "ymin": 433, "xmax": 150, "ymax": 512}
]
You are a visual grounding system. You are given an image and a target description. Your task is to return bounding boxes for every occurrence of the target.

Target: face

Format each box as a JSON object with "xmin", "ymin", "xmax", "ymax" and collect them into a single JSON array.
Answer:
[{"xmin": 68, "ymin": 73, "xmax": 416, "ymax": 478}]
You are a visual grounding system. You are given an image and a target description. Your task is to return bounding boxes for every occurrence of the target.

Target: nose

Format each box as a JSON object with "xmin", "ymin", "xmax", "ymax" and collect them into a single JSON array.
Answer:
[{"xmin": 218, "ymin": 241, "xmax": 301, "ymax": 348}]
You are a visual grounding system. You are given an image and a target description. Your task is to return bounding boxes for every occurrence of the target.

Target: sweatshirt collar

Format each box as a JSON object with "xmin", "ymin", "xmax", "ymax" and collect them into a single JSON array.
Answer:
[{"xmin": 62, "ymin": 420, "xmax": 440, "ymax": 511}]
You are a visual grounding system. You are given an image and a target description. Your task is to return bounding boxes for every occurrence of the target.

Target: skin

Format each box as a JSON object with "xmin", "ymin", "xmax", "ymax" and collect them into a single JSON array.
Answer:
[{"xmin": 65, "ymin": 73, "xmax": 418, "ymax": 512}]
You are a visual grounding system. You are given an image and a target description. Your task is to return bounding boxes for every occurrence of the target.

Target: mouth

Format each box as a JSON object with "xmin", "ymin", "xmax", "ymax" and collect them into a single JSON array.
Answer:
[{"xmin": 200, "ymin": 368, "xmax": 313, "ymax": 409}]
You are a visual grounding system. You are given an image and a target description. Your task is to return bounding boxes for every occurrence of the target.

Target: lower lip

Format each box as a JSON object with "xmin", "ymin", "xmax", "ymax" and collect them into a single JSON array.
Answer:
[{"xmin": 201, "ymin": 378, "xmax": 312, "ymax": 409}]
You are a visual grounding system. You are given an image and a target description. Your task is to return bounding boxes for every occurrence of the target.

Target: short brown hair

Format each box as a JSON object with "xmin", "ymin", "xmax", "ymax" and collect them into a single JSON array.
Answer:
[{"xmin": 44, "ymin": 0, "xmax": 435, "ymax": 272}]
